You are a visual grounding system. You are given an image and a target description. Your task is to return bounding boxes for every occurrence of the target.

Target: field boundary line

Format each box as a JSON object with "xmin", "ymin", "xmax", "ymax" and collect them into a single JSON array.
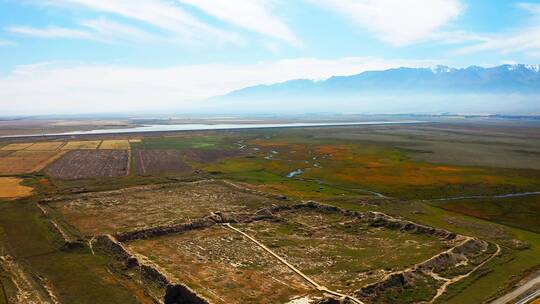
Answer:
[
  {"xmin": 31, "ymin": 150, "xmax": 67, "ymax": 172},
  {"xmin": 222, "ymin": 223, "xmax": 364, "ymax": 304}
]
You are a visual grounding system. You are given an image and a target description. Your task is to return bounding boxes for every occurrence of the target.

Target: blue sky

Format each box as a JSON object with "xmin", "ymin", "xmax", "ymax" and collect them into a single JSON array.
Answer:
[{"xmin": 1, "ymin": 0, "xmax": 540, "ymax": 115}]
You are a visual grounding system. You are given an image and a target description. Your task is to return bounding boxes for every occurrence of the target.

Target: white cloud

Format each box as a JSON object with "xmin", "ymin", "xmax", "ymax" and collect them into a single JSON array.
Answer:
[
  {"xmin": 177, "ymin": 0, "xmax": 300, "ymax": 46},
  {"xmin": 0, "ymin": 57, "xmax": 433, "ymax": 115},
  {"xmin": 311, "ymin": 0, "xmax": 464, "ymax": 46},
  {"xmin": 7, "ymin": 18, "xmax": 161, "ymax": 44},
  {"xmin": 453, "ymin": 3, "xmax": 540, "ymax": 55},
  {"xmin": 37, "ymin": 0, "xmax": 240, "ymax": 44},
  {"xmin": 7, "ymin": 26, "xmax": 96, "ymax": 40},
  {"xmin": 80, "ymin": 18, "xmax": 160, "ymax": 43}
]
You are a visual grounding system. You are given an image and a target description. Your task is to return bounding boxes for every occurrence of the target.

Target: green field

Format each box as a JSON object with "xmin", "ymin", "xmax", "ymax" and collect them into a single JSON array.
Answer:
[{"xmin": 432, "ymin": 194, "xmax": 540, "ymax": 234}]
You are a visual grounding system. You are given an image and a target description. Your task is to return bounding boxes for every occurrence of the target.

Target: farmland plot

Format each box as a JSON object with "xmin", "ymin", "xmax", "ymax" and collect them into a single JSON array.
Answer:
[
  {"xmin": 133, "ymin": 149, "xmax": 191, "ymax": 175},
  {"xmin": 61, "ymin": 141, "xmax": 101, "ymax": 150},
  {"xmin": 99, "ymin": 140, "xmax": 130, "ymax": 150},
  {"xmin": 25, "ymin": 142, "xmax": 65, "ymax": 151},
  {"xmin": 0, "ymin": 177, "xmax": 33, "ymax": 198},
  {"xmin": 46, "ymin": 150, "xmax": 128, "ymax": 180},
  {"xmin": 0, "ymin": 150, "xmax": 65, "ymax": 174},
  {"xmin": 0, "ymin": 143, "xmax": 33, "ymax": 151}
]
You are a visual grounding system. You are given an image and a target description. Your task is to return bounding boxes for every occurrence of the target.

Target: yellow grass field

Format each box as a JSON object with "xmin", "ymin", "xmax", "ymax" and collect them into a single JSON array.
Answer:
[
  {"xmin": 0, "ymin": 143, "xmax": 34, "ymax": 151},
  {"xmin": 0, "ymin": 177, "xmax": 33, "ymax": 199},
  {"xmin": 128, "ymin": 139, "xmax": 141, "ymax": 143},
  {"xmin": 99, "ymin": 140, "xmax": 130, "ymax": 150},
  {"xmin": 0, "ymin": 150, "xmax": 66, "ymax": 174},
  {"xmin": 25, "ymin": 142, "xmax": 65, "ymax": 151},
  {"xmin": 62, "ymin": 140, "xmax": 101, "ymax": 150}
]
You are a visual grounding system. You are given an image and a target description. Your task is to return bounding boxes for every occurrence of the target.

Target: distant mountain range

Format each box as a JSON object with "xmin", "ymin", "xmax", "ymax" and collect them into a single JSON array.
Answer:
[
  {"xmin": 215, "ymin": 64, "xmax": 540, "ymax": 115},
  {"xmin": 224, "ymin": 64, "xmax": 540, "ymax": 97}
]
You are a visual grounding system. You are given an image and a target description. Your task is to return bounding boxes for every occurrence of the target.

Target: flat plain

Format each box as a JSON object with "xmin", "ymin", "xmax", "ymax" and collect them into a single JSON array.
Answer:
[{"xmin": 0, "ymin": 119, "xmax": 539, "ymax": 304}]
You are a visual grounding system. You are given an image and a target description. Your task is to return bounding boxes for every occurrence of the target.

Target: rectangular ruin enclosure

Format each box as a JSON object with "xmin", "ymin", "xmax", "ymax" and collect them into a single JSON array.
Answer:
[
  {"xmin": 123, "ymin": 206, "xmax": 457, "ymax": 304},
  {"xmin": 45, "ymin": 150, "xmax": 129, "ymax": 180},
  {"xmin": 48, "ymin": 181, "xmax": 286, "ymax": 236},
  {"xmin": 0, "ymin": 150, "xmax": 65, "ymax": 174},
  {"xmin": 61, "ymin": 140, "xmax": 102, "ymax": 150},
  {"xmin": 133, "ymin": 149, "xmax": 191, "ymax": 176},
  {"xmin": 99, "ymin": 140, "xmax": 130, "ymax": 150}
]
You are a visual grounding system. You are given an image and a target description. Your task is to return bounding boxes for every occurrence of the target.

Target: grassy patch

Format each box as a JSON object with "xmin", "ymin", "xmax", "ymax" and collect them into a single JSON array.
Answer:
[
  {"xmin": 0, "ymin": 199, "xmax": 143, "ymax": 304},
  {"xmin": 131, "ymin": 135, "xmax": 231, "ymax": 150},
  {"xmin": 432, "ymin": 195, "xmax": 540, "ymax": 233}
]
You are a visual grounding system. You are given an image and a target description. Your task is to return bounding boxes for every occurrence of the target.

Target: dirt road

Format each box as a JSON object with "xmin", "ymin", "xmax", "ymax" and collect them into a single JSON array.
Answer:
[{"xmin": 490, "ymin": 274, "xmax": 540, "ymax": 304}]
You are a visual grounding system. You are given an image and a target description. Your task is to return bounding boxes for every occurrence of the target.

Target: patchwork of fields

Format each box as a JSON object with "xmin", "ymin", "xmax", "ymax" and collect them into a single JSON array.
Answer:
[{"xmin": 0, "ymin": 122, "xmax": 539, "ymax": 304}]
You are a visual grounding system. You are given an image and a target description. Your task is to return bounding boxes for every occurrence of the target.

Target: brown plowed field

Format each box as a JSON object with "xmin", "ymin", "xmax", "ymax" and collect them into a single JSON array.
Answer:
[
  {"xmin": 0, "ymin": 150, "xmax": 65, "ymax": 174},
  {"xmin": 185, "ymin": 148, "xmax": 246, "ymax": 163},
  {"xmin": 134, "ymin": 149, "xmax": 191, "ymax": 176},
  {"xmin": 46, "ymin": 150, "xmax": 129, "ymax": 180}
]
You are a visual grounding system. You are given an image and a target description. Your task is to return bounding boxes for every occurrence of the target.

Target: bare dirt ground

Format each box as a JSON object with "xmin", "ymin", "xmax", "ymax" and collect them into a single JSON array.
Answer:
[
  {"xmin": 133, "ymin": 149, "xmax": 191, "ymax": 176},
  {"xmin": 48, "ymin": 180, "xmax": 286, "ymax": 236},
  {"xmin": 0, "ymin": 119, "xmax": 137, "ymax": 137},
  {"xmin": 126, "ymin": 226, "xmax": 314, "ymax": 304},
  {"xmin": 45, "ymin": 150, "xmax": 128, "ymax": 180}
]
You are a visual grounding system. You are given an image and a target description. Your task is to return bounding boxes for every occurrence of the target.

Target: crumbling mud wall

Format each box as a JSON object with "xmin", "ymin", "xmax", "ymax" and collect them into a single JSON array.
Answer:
[
  {"xmin": 92, "ymin": 235, "xmax": 210, "ymax": 304},
  {"xmin": 114, "ymin": 200, "xmax": 459, "ymax": 244},
  {"xmin": 353, "ymin": 237, "xmax": 490, "ymax": 302},
  {"xmin": 115, "ymin": 209, "xmax": 277, "ymax": 242},
  {"xmin": 267, "ymin": 201, "xmax": 457, "ymax": 241}
]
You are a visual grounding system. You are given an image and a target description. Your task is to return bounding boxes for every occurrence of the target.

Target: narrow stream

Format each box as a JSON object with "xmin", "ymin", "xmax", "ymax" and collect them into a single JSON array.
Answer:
[{"xmin": 287, "ymin": 169, "xmax": 304, "ymax": 178}]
